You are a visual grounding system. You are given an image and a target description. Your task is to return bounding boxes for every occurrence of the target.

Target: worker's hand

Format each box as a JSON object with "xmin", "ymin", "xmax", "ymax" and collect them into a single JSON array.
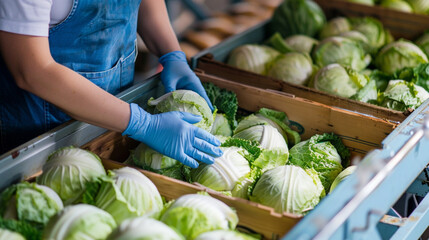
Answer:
[
  {"xmin": 159, "ymin": 51, "xmax": 214, "ymax": 111},
  {"xmin": 123, "ymin": 103, "xmax": 222, "ymax": 168}
]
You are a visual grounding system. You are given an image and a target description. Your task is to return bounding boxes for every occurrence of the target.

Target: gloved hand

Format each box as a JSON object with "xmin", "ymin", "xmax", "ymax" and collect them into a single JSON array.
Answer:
[
  {"xmin": 159, "ymin": 51, "xmax": 214, "ymax": 111},
  {"xmin": 123, "ymin": 103, "xmax": 222, "ymax": 168}
]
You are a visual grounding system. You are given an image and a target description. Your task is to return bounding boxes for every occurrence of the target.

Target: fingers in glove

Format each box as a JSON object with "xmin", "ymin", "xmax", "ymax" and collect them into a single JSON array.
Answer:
[
  {"xmin": 175, "ymin": 112, "xmax": 202, "ymax": 124},
  {"xmin": 178, "ymin": 153, "xmax": 199, "ymax": 168},
  {"xmin": 194, "ymin": 127, "xmax": 221, "ymax": 147},
  {"xmin": 193, "ymin": 138, "xmax": 223, "ymax": 157},
  {"xmin": 186, "ymin": 148, "xmax": 215, "ymax": 165}
]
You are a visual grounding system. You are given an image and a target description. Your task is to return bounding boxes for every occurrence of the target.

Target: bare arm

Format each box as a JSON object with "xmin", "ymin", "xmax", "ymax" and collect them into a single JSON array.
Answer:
[
  {"xmin": 0, "ymin": 31, "xmax": 131, "ymax": 132},
  {"xmin": 137, "ymin": 0, "xmax": 181, "ymax": 57}
]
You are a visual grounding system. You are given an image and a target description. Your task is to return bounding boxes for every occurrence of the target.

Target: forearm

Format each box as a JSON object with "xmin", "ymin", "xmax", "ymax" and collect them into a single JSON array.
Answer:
[
  {"xmin": 137, "ymin": 0, "xmax": 181, "ymax": 57},
  {"xmin": 18, "ymin": 62, "xmax": 130, "ymax": 132}
]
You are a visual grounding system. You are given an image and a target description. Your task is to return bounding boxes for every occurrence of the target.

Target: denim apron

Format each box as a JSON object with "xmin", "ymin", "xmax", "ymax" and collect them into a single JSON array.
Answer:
[{"xmin": 0, "ymin": 0, "xmax": 141, "ymax": 153}]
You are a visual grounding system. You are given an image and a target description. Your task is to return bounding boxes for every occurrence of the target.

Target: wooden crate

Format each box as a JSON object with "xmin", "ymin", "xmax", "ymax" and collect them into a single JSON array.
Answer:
[
  {"xmin": 81, "ymin": 74, "xmax": 397, "ymax": 239},
  {"xmin": 315, "ymin": 0, "xmax": 429, "ymax": 40},
  {"xmin": 81, "ymin": 133, "xmax": 299, "ymax": 240}
]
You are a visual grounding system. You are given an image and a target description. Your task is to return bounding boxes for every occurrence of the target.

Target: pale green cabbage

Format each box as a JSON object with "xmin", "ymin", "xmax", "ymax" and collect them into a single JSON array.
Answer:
[
  {"xmin": 330, "ymin": 166, "xmax": 357, "ymax": 192},
  {"xmin": 267, "ymin": 52, "xmax": 314, "ymax": 85},
  {"xmin": 380, "ymin": 79, "xmax": 429, "ymax": 111},
  {"xmin": 107, "ymin": 217, "xmax": 184, "ymax": 240},
  {"xmin": 407, "ymin": 0, "xmax": 429, "ymax": 14},
  {"xmin": 375, "ymin": 40, "xmax": 429, "ymax": 74},
  {"xmin": 381, "ymin": 0, "xmax": 413, "ymax": 12},
  {"xmin": 227, "ymin": 45, "xmax": 280, "ymax": 75},
  {"xmin": 43, "ymin": 204, "xmax": 116, "ymax": 240},
  {"xmin": 36, "ymin": 146, "xmax": 106, "ymax": 204},
  {"xmin": 0, "ymin": 182, "xmax": 63, "ymax": 225},
  {"xmin": 312, "ymin": 63, "xmax": 369, "ymax": 98},
  {"xmin": 284, "ymin": 35, "xmax": 319, "ymax": 54},
  {"xmin": 195, "ymin": 230, "xmax": 259, "ymax": 240},
  {"xmin": 347, "ymin": 0, "xmax": 375, "ymax": 5},
  {"xmin": 148, "ymin": 90, "xmax": 214, "ymax": 132},
  {"xmin": 350, "ymin": 17, "xmax": 389, "ymax": 50},
  {"xmin": 160, "ymin": 193, "xmax": 238, "ymax": 240},
  {"xmin": 0, "ymin": 229, "xmax": 25, "ymax": 240},
  {"xmin": 319, "ymin": 17, "xmax": 351, "ymax": 39},
  {"xmin": 233, "ymin": 125, "xmax": 288, "ymax": 154},
  {"xmin": 210, "ymin": 114, "xmax": 233, "ymax": 137},
  {"xmin": 250, "ymin": 166, "xmax": 324, "ymax": 215},
  {"xmin": 312, "ymin": 36, "xmax": 371, "ymax": 71},
  {"xmin": 83, "ymin": 167, "xmax": 163, "ymax": 223}
]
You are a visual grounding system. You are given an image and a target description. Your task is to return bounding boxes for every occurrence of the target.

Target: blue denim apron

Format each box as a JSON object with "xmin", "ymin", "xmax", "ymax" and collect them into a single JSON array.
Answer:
[{"xmin": 0, "ymin": 0, "xmax": 141, "ymax": 153}]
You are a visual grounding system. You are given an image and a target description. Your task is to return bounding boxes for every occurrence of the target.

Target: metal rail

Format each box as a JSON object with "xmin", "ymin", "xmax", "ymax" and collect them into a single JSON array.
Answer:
[{"xmin": 313, "ymin": 117, "xmax": 429, "ymax": 240}]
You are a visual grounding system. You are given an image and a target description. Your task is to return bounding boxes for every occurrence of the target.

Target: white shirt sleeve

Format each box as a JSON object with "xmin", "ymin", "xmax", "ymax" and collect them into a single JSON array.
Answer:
[{"xmin": 0, "ymin": 0, "xmax": 53, "ymax": 37}]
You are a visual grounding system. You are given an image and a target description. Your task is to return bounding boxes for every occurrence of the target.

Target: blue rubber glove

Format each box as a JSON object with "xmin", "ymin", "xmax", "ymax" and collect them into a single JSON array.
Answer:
[
  {"xmin": 122, "ymin": 103, "xmax": 222, "ymax": 168},
  {"xmin": 159, "ymin": 51, "xmax": 214, "ymax": 111}
]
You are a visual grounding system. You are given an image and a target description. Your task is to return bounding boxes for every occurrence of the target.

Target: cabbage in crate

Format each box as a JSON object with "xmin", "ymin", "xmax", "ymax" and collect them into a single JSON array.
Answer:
[
  {"xmin": 36, "ymin": 146, "xmax": 106, "ymax": 204},
  {"xmin": 319, "ymin": 17, "xmax": 351, "ymax": 39},
  {"xmin": 379, "ymin": 80, "xmax": 429, "ymax": 111},
  {"xmin": 227, "ymin": 44, "xmax": 280, "ymax": 75},
  {"xmin": 266, "ymin": 52, "xmax": 315, "ymax": 86},
  {"xmin": 284, "ymin": 35, "xmax": 319, "ymax": 54}
]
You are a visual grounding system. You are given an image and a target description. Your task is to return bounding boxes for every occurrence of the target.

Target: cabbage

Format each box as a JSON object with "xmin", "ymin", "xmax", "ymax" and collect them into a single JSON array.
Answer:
[
  {"xmin": 132, "ymin": 143, "xmax": 187, "ymax": 181},
  {"xmin": 233, "ymin": 125, "xmax": 288, "ymax": 154},
  {"xmin": 284, "ymin": 35, "xmax": 319, "ymax": 54},
  {"xmin": 148, "ymin": 90, "xmax": 214, "ymax": 132},
  {"xmin": 350, "ymin": 17, "xmax": 390, "ymax": 50},
  {"xmin": 407, "ymin": 0, "xmax": 429, "ymax": 13},
  {"xmin": 210, "ymin": 114, "xmax": 233, "ymax": 137},
  {"xmin": 107, "ymin": 217, "xmax": 184, "ymax": 240},
  {"xmin": 0, "ymin": 228, "xmax": 25, "ymax": 240},
  {"xmin": 312, "ymin": 36, "xmax": 371, "ymax": 71},
  {"xmin": 36, "ymin": 146, "xmax": 106, "ymax": 204},
  {"xmin": 375, "ymin": 40, "xmax": 428, "ymax": 74},
  {"xmin": 160, "ymin": 193, "xmax": 238, "ymax": 239},
  {"xmin": 339, "ymin": 31, "xmax": 373, "ymax": 54},
  {"xmin": 350, "ymin": 79, "xmax": 378, "ymax": 103},
  {"xmin": 191, "ymin": 147, "xmax": 251, "ymax": 192},
  {"xmin": 319, "ymin": 17, "xmax": 351, "ymax": 39},
  {"xmin": 347, "ymin": 0, "xmax": 375, "ymax": 5},
  {"xmin": 381, "ymin": 0, "xmax": 413, "ymax": 12},
  {"xmin": 380, "ymin": 80, "xmax": 429, "ymax": 111},
  {"xmin": 83, "ymin": 167, "xmax": 163, "ymax": 223},
  {"xmin": 330, "ymin": 166, "xmax": 357, "ymax": 192},
  {"xmin": 288, "ymin": 133, "xmax": 350, "ymax": 191},
  {"xmin": 416, "ymin": 32, "xmax": 429, "ymax": 58},
  {"xmin": 312, "ymin": 63, "xmax": 369, "ymax": 98},
  {"xmin": 43, "ymin": 204, "xmax": 116, "ymax": 240},
  {"xmin": 227, "ymin": 45, "xmax": 280, "ymax": 75},
  {"xmin": 250, "ymin": 166, "xmax": 324, "ymax": 215},
  {"xmin": 195, "ymin": 230, "xmax": 259, "ymax": 240},
  {"xmin": 0, "ymin": 182, "xmax": 63, "ymax": 226},
  {"xmin": 267, "ymin": 52, "xmax": 314, "ymax": 85},
  {"xmin": 269, "ymin": 0, "xmax": 326, "ymax": 38}
]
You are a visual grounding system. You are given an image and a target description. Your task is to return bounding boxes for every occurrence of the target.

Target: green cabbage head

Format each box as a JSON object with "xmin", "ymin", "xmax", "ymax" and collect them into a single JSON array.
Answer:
[
  {"xmin": 107, "ymin": 217, "xmax": 184, "ymax": 240},
  {"xmin": 312, "ymin": 63, "xmax": 369, "ymax": 98},
  {"xmin": 284, "ymin": 35, "xmax": 319, "ymax": 54},
  {"xmin": 350, "ymin": 17, "xmax": 390, "ymax": 50},
  {"xmin": 160, "ymin": 193, "xmax": 238, "ymax": 240},
  {"xmin": 227, "ymin": 45, "xmax": 280, "ymax": 75},
  {"xmin": 210, "ymin": 114, "xmax": 233, "ymax": 137},
  {"xmin": 312, "ymin": 36, "xmax": 371, "ymax": 71},
  {"xmin": 288, "ymin": 133, "xmax": 350, "ymax": 191},
  {"xmin": 380, "ymin": 80, "xmax": 429, "ymax": 111},
  {"xmin": 83, "ymin": 167, "xmax": 163, "ymax": 223},
  {"xmin": 43, "ymin": 204, "xmax": 117, "ymax": 240},
  {"xmin": 267, "ymin": 52, "xmax": 314, "ymax": 85},
  {"xmin": 380, "ymin": 0, "xmax": 413, "ymax": 12},
  {"xmin": 148, "ymin": 90, "xmax": 215, "ymax": 132},
  {"xmin": 0, "ymin": 182, "xmax": 63, "ymax": 226},
  {"xmin": 250, "ymin": 165, "xmax": 324, "ymax": 215},
  {"xmin": 375, "ymin": 40, "xmax": 428, "ymax": 74},
  {"xmin": 319, "ymin": 17, "xmax": 351, "ymax": 39},
  {"xmin": 330, "ymin": 166, "xmax": 357, "ymax": 192},
  {"xmin": 407, "ymin": 0, "xmax": 429, "ymax": 13},
  {"xmin": 36, "ymin": 146, "xmax": 106, "ymax": 204},
  {"xmin": 0, "ymin": 229, "xmax": 25, "ymax": 240}
]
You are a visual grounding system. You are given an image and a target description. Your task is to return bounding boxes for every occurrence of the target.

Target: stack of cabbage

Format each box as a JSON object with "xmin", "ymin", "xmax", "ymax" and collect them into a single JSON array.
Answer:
[
  {"xmin": 227, "ymin": 0, "xmax": 429, "ymax": 112},
  {"xmin": 344, "ymin": 0, "xmax": 429, "ymax": 14},
  {"xmin": 126, "ymin": 83, "xmax": 351, "ymax": 217},
  {"xmin": 0, "ymin": 146, "xmax": 258, "ymax": 240}
]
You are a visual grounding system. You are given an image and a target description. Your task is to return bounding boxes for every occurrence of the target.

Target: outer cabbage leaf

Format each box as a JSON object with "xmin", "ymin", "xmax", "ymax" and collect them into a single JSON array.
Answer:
[
  {"xmin": 330, "ymin": 166, "xmax": 357, "ymax": 192},
  {"xmin": 249, "ymin": 166, "xmax": 324, "ymax": 215},
  {"xmin": 160, "ymin": 194, "xmax": 238, "ymax": 240},
  {"xmin": 148, "ymin": 90, "xmax": 214, "ymax": 132},
  {"xmin": 319, "ymin": 17, "xmax": 351, "ymax": 39},
  {"xmin": 83, "ymin": 167, "xmax": 163, "ymax": 223},
  {"xmin": 210, "ymin": 114, "xmax": 233, "ymax": 136},
  {"xmin": 350, "ymin": 17, "xmax": 389, "ymax": 50},
  {"xmin": 107, "ymin": 217, "xmax": 184, "ymax": 240},
  {"xmin": 43, "ymin": 204, "xmax": 116, "ymax": 240},
  {"xmin": 288, "ymin": 133, "xmax": 350, "ymax": 191},
  {"xmin": 379, "ymin": 80, "xmax": 429, "ymax": 111},
  {"xmin": 381, "ymin": 0, "xmax": 413, "ymax": 12},
  {"xmin": 36, "ymin": 146, "xmax": 106, "ymax": 204},
  {"xmin": 0, "ymin": 182, "xmax": 63, "ymax": 226}
]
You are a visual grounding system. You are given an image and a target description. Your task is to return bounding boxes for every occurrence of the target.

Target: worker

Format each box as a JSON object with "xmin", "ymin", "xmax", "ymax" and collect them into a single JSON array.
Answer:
[{"xmin": 0, "ymin": 0, "xmax": 223, "ymax": 167}]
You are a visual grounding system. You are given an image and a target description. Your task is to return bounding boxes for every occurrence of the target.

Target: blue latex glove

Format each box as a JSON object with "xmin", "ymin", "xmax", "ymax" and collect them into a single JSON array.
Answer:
[
  {"xmin": 123, "ymin": 103, "xmax": 222, "ymax": 168},
  {"xmin": 159, "ymin": 51, "xmax": 214, "ymax": 111}
]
